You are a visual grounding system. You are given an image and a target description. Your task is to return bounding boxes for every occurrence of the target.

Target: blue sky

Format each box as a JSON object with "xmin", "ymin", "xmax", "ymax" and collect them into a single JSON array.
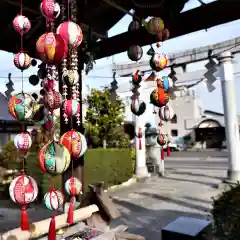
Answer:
[{"xmin": 0, "ymin": 0, "xmax": 240, "ymax": 113}]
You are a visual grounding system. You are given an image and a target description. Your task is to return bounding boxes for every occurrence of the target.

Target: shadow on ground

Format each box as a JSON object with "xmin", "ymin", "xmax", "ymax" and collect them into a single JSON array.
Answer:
[
  {"xmin": 167, "ymin": 170, "xmax": 223, "ymax": 180},
  {"xmin": 111, "ymin": 198, "xmax": 208, "ymax": 239},
  {"xmin": 163, "ymin": 176, "xmax": 218, "ymax": 188}
]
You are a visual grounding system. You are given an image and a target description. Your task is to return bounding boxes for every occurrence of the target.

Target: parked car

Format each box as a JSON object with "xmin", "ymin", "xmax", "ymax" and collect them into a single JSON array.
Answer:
[{"xmin": 163, "ymin": 142, "xmax": 182, "ymax": 151}]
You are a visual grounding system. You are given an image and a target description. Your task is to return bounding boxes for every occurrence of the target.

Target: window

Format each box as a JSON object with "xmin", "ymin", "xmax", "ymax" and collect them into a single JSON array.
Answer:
[
  {"xmin": 171, "ymin": 114, "xmax": 177, "ymax": 123},
  {"xmin": 171, "ymin": 129, "xmax": 178, "ymax": 137}
]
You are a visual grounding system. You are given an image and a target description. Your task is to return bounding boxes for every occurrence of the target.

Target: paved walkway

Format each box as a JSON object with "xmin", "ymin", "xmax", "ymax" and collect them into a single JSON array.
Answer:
[
  {"xmin": 0, "ymin": 167, "xmax": 226, "ymax": 239},
  {"xmin": 109, "ymin": 168, "xmax": 225, "ymax": 239}
]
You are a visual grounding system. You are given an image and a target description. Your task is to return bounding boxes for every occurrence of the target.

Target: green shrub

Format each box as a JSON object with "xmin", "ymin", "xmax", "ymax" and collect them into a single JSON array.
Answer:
[
  {"xmin": 0, "ymin": 144, "xmax": 133, "ymax": 196},
  {"xmin": 84, "ymin": 148, "xmax": 133, "ymax": 190},
  {"xmin": 211, "ymin": 183, "xmax": 240, "ymax": 240}
]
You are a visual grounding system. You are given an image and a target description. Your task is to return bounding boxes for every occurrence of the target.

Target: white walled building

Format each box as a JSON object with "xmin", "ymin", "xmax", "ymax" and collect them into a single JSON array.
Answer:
[{"xmin": 116, "ymin": 79, "xmax": 227, "ymax": 148}]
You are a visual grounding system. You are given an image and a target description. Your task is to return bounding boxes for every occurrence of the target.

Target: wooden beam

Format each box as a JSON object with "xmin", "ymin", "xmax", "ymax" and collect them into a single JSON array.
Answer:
[{"xmin": 89, "ymin": 1, "xmax": 240, "ymax": 59}]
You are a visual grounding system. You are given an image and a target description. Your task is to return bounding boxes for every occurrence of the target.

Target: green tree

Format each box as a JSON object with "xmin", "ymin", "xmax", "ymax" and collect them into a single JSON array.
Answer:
[{"xmin": 84, "ymin": 88, "xmax": 130, "ymax": 148}]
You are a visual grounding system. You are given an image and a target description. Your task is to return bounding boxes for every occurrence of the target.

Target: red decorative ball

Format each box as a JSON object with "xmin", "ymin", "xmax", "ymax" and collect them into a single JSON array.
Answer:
[
  {"xmin": 40, "ymin": 0, "xmax": 60, "ymax": 20},
  {"xmin": 63, "ymin": 99, "xmax": 80, "ymax": 117},
  {"xmin": 14, "ymin": 52, "xmax": 31, "ymax": 71},
  {"xmin": 36, "ymin": 32, "xmax": 68, "ymax": 64},
  {"xmin": 9, "ymin": 174, "xmax": 38, "ymax": 205},
  {"xmin": 43, "ymin": 90, "xmax": 62, "ymax": 110},
  {"xmin": 57, "ymin": 21, "xmax": 83, "ymax": 48},
  {"xmin": 13, "ymin": 15, "xmax": 31, "ymax": 34}
]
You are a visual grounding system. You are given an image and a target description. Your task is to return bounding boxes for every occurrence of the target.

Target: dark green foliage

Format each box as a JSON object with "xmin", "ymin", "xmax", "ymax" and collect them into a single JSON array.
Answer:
[
  {"xmin": 84, "ymin": 88, "xmax": 130, "ymax": 148},
  {"xmin": 211, "ymin": 183, "xmax": 240, "ymax": 240}
]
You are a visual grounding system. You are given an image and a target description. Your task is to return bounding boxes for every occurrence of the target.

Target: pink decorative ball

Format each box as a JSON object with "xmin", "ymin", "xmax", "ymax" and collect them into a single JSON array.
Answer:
[
  {"xmin": 40, "ymin": 0, "xmax": 60, "ymax": 20},
  {"xmin": 14, "ymin": 52, "xmax": 31, "ymax": 71},
  {"xmin": 43, "ymin": 90, "xmax": 62, "ymax": 110},
  {"xmin": 13, "ymin": 15, "xmax": 31, "ymax": 34},
  {"xmin": 14, "ymin": 133, "xmax": 32, "ymax": 152},
  {"xmin": 57, "ymin": 21, "xmax": 83, "ymax": 48},
  {"xmin": 63, "ymin": 99, "xmax": 80, "ymax": 117}
]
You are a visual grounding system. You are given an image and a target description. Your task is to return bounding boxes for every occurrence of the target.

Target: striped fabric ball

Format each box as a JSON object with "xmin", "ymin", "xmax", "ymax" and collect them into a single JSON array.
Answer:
[
  {"xmin": 43, "ymin": 90, "xmax": 62, "ymax": 110},
  {"xmin": 44, "ymin": 190, "xmax": 64, "ymax": 211},
  {"xmin": 14, "ymin": 133, "xmax": 32, "ymax": 151},
  {"xmin": 131, "ymin": 98, "xmax": 146, "ymax": 116},
  {"xmin": 63, "ymin": 99, "xmax": 80, "ymax": 117},
  {"xmin": 65, "ymin": 177, "xmax": 82, "ymax": 196},
  {"xmin": 57, "ymin": 21, "xmax": 83, "ymax": 48},
  {"xmin": 38, "ymin": 141, "xmax": 71, "ymax": 175},
  {"xmin": 13, "ymin": 15, "xmax": 31, "ymax": 34},
  {"xmin": 60, "ymin": 130, "xmax": 87, "ymax": 159},
  {"xmin": 14, "ymin": 52, "xmax": 31, "ymax": 71},
  {"xmin": 159, "ymin": 104, "xmax": 174, "ymax": 122},
  {"xmin": 9, "ymin": 174, "xmax": 38, "ymax": 205}
]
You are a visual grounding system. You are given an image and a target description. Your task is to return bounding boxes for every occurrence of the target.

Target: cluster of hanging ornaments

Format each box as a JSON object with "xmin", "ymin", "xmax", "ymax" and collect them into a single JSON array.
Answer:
[
  {"xmin": 130, "ymin": 70, "xmax": 146, "ymax": 150},
  {"xmin": 9, "ymin": 2, "xmax": 38, "ymax": 231},
  {"xmin": 145, "ymin": 20, "xmax": 175, "ymax": 160},
  {"xmin": 35, "ymin": 0, "xmax": 87, "ymax": 239}
]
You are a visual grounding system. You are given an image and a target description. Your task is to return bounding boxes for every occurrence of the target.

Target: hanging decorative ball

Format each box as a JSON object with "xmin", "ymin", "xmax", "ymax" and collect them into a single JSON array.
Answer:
[
  {"xmin": 132, "ymin": 70, "xmax": 142, "ymax": 86},
  {"xmin": 128, "ymin": 20, "xmax": 141, "ymax": 32},
  {"xmin": 159, "ymin": 104, "xmax": 174, "ymax": 122},
  {"xmin": 56, "ymin": 21, "xmax": 83, "ymax": 48},
  {"xmin": 9, "ymin": 174, "xmax": 38, "ymax": 230},
  {"xmin": 65, "ymin": 176, "xmax": 82, "ymax": 225},
  {"xmin": 157, "ymin": 134, "xmax": 168, "ymax": 146},
  {"xmin": 38, "ymin": 141, "xmax": 71, "ymax": 175},
  {"xmin": 29, "ymin": 75, "xmax": 40, "ymax": 86},
  {"xmin": 127, "ymin": 45, "xmax": 143, "ymax": 61},
  {"xmin": 14, "ymin": 133, "xmax": 32, "ymax": 151},
  {"xmin": 40, "ymin": 0, "xmax": 60, "ymax": 20},
  {"xmin": 13, "ymin": 15, "xmax": 31, "ymax": 34},
  {"xmin": 157, "ymin": 76, "xmax": 174, "ymax": 92},
  {"xmin": 43, "ymin": 90, "xmax": 62, "ymax": 110},
  {"xmin": 65, "ymin": 177, "xmax": 82, "ymax": 196},
  {"xmin": 150, "ymin": 53, "xmax": 168, "ymax": 71},
  {"xmin": 63, "ymin": 99, "xmax": 80, "ymax": 117},
  {"xmin": 36, "ymin": 32, "xmax": 68, "ymax": 64},
  {"xmin": 150, "ymin": 88, "xmax": 169, "ymax": 107},
  {"xmin": 60, "ymin": 130, "xmax": 87, "ymax": 159},
  {"xmin": 14, "ymin": 52, "xmax": 31, "ymax": 71},
  {"xmin": 8, "ymin": 93, "xmax": 37, "ymax": 121},
  {"xmin": 62, "ymin": 69, "xmax": 79, "ymax": 86},
  {"xmin": 44, "ymin": 189, "xmax": 64, "ymax": 211},
  {"xmin": 146, "ymin": 17, "xmax": 164, "ymax": 35},
  {"xmin": 131, "ymin": 98, "xmax": 146, "ymax": 116}
]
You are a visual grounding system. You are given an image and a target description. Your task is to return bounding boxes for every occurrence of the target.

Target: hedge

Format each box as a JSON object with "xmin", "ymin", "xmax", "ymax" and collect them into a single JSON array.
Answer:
[
  {"xmin": 0, "ymin": 145, "xmax": 133, "ymax": 199},
  {"xmin": 211, "ymin": 183, "xmax": 240, "ymax": 239}
]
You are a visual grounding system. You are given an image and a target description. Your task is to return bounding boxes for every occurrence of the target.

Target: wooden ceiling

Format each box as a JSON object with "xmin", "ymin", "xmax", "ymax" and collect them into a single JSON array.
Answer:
[{"xmin": 0, "ymin": 0, "xmax": 239, "ymax": 60}]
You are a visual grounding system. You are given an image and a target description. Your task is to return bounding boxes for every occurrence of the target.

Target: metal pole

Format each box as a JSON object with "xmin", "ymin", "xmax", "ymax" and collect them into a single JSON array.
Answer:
[{"xmin": 218, "ymin": 51, "xmax": 240, "ymax": 182}]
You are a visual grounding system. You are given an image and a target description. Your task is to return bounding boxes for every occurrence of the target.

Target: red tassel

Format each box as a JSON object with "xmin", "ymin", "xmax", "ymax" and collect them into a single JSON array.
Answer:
[
  {"xmin": 21, "ymin": 206, "xmax": 30, "ymax": 230},
  {"xmin": 48, "ymin": 215, "xmax": 56, "ymax": 240},
  {"xmin": 139, "ymin": 138, "xmax": 142, "ymax": 150},
  {"xmin": 167, "ymin": 145, "xmax": 171, "ymax": 156},
  {"xmin": 161, "ymin": 148, "xmax": 165, "ymax": 161},
  {"xmin": 67, "ymin": 198, "xmax": 74, "ymax": 225}
]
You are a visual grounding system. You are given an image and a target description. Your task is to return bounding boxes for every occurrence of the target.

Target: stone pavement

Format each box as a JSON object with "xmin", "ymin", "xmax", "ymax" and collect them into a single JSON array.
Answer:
[
  {"xmin": 109, "ymin": 167, "xmax": 226, "ymax": 239},
  {"xmin": 0, "ymin": 167, "xmax": 226, "ymax": 239}
]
